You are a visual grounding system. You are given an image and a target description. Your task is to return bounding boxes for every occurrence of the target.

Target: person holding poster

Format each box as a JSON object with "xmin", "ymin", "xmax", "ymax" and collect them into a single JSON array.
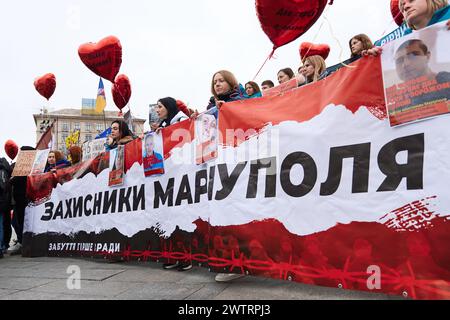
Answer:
[
  {"xmin": 382, "ymin": 22, "xmax": 450, "ymax": 126},
  {"xmin": 195, "ymin": 112, "xmax": 218, "ymax": 164},
  {"xmin": 108, "ymin": 145, "xmax": 125, "ymax": 187},
  {"xmin": 142, "ymin": 133, "xmax": 164, "ymax": 177},
  {"xmin": 44, "ymin": 151, "xmax": 70, "ymax": 173}
]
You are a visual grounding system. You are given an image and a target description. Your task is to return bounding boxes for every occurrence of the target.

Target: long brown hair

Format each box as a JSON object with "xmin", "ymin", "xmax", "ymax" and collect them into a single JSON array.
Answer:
[
  {"xmin": 245, "ymin": 81, "xmax": 261, "ymax": 95},
  {"xmin": 211, "ymin": 70, "xmax": 238, "ymax": 99},
  {"xmin": 50, "ymin": 150, "xmax": 64, "ymax": 162},
  {"xmin": 349, "ymin": 34, "xmax": 373, "ymax": 57}
]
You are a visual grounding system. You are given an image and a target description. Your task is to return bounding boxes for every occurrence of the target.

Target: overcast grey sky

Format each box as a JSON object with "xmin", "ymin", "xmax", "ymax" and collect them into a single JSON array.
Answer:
[{"xmin": 0, "ymin": 0, "xmax": 394, "ymax": 158}]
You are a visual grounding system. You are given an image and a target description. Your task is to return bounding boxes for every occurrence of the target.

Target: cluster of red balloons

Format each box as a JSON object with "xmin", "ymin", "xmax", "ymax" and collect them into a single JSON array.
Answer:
[
  {"xmin": 78, "ymin": 35, "xmax": 131, "ymax": 112},
  {"xmin": 33, "ymin": 1, "xmax": 402, "ymax": 110}
]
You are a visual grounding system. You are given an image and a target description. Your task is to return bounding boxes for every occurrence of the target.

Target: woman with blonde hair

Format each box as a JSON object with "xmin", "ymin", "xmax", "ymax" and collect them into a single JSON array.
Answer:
[
  {"xmin": 300, "ymin": 55, "xmax": 327, "ymax": 84},
  {"xmin": 369, "ymin": 0, "xmax": 449, "ymax": 53},
  {"xmin": 400, "ymin": 0, "xmax": 449, "ymax": 30}
]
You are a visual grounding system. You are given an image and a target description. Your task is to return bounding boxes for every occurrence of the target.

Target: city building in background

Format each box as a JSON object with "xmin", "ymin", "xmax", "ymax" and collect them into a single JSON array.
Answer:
[{"xmin": 34, "ymin": 101, "xmax": 145, "ymax": 153}]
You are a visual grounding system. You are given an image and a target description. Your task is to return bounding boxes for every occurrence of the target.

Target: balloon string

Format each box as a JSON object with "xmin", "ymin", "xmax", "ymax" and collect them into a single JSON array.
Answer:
[
  {"xmin": 252, "ymin": 0, "xmax": 334, "ymax": 80},
  {"xmin": 378, "ymin": 12, "xmax": 404, "ymax": 42},
  {"xmin": 300, "ymin": 6, "xmax": 329, "ymax": 64},
  {"xmin": 252, "ymin": 48, "xmax": 275, "ymax": 81},
  {"xmin": 323, "ymin": 15, "xmax": 354, "ymax": 69}
]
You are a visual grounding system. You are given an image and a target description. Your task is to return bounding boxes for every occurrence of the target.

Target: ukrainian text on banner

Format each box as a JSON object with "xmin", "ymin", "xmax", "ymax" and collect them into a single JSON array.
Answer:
[{"xmin": 23, "ymin": 58, "xmax": 450, "ymax": 300}]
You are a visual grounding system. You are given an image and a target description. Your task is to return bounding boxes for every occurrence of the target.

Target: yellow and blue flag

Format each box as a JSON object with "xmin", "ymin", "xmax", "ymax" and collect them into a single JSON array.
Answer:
[{"xmin": 95, "ymin": 78, "xmax": 106, "ymax": 113}]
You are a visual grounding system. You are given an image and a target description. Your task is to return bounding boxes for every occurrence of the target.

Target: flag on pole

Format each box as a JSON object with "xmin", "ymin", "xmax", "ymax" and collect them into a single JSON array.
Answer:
[
  {"xmin": 95, "ymin": 78, "xmax": 106, "ymax": 113},
  {"xmin": 36, "ymin": 121, "xmax": 54, "ymax": 150}
]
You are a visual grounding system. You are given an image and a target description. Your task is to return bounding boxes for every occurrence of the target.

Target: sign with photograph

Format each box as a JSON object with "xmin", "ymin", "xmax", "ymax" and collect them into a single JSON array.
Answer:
[
  {"xmin": 142, "ymin": 133, "xmax": 164, "ymax": 177},
  {"xmin": 31, "ymin": 149, "xmax": 50, "ymax": 175},
  {"xmin": 195, "ymin": 109, "xmax": 218, "ymax": 164},
  {"xmin": 381, "ymin": 21, "xmax": 450, "ymax": 126},
  {"xmin": 108, "ymin": 145, "xmax": 124, "ymax": 187},
  {"xmin": 149, "ymin": 103, "xmax": 160, "ymax": 131}
]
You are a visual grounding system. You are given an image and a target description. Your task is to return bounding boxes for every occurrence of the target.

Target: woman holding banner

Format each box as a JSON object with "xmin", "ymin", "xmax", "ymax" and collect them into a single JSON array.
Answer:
[
  {"xmin": 207, "ymin": 70, "xmax": 246, "ymax": 111},
  {"xmin": 299, "ymin": 55, "xmax": 328, "ymax": 85},
  {"xmin": 368, "ymin": 0, "xmax": 450, "ymax": 53},
  {"xmin": 105, "ymin": 120, "xmax": 135, "ymax": 151}
]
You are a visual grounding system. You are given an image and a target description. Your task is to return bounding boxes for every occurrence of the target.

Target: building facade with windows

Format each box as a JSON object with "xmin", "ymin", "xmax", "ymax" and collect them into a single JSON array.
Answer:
[{"xmin": 33, "ymin": 108, "xmax": 146, "ymax": 153}]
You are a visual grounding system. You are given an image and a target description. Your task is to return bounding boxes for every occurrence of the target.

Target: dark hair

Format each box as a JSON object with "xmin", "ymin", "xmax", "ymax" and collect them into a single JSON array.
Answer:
[
  {"xmin": 261, "ymin": 80, "xmax": 275, "ymax": 88},
  {"xmin": 157, "ymin": 97, "xmax": 179, "ymax": 127},
  {"xmin": 111, "ymin": 120, "xmax": 133, "ymax": 139},
  {"xmin": 277, "ymin": 68, "xmax": 295, "ymax": 79},
  {"xmin": 396, "ymin": 39, "xmax": 429, "ymax": 55},
  {"xmin": 245, "ymin": 81, "xmax": 261, "ymax": 95}
]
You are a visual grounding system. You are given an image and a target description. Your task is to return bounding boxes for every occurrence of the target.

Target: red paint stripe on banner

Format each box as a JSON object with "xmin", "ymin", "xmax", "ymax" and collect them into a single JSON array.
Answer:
[
  {"xmin": 162, "ymin": 118, "xmax": 195, "ymax": 159},
  {"xmin": 124, "ymin": 138, "xmax": 142, "ymax": 171},
  {"xmin": 219, "ymin": 57, "xmax": 386, "ymax": 146}
]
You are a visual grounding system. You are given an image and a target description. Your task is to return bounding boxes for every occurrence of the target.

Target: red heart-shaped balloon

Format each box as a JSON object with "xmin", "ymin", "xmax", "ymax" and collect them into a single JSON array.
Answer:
[
  {"xmin": 112, "ymin": 74, "xmax": 131, "ymax": 110},
  {"xmin": 4, "ymin": 139, "xmax": 18, "ymax": 160},
  {"xmin": 299, "ymin": 42, "xmax": 330, "ymax": 61},
  {"xmin": 256, "ymin": 0, "xmax": 330, "ymax": 49},
  {"xmin": 391, "ymin": 0, "xmax": 404, "ymax": 26},
  {"xmin": 78, "ymin": 36, "xmax": 122, "ymax": 82},
  {"xmin": 34, "ymin": 73, "xmax": 56, "ymax": 100}
]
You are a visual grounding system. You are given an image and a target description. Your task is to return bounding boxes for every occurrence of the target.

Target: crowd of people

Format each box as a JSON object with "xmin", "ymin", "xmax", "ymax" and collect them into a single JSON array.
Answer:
[{"xmin": 1, "ymin": 1, "xmax": 449, "ymax": 286}]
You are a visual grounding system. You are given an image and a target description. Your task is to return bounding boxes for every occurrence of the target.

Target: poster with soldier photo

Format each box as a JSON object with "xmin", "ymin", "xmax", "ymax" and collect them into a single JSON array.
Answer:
[
  {"xmin": 142, "ymin": 132, "xmax": 164, "ymax": 177},
  {"xmin": 195, "ymin": 109, "xmax": 218, "ymax": 164},
  {"xmin": 381, "ymin": 20, "xmax": 450, "ymax": 127},
  {"xmin": 108, "ymin": 145, "xmax": 125, "ymax": 187},
  {"xmin": 148, "ymin": 103, "xmax": 160, "ymax": 132}
]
